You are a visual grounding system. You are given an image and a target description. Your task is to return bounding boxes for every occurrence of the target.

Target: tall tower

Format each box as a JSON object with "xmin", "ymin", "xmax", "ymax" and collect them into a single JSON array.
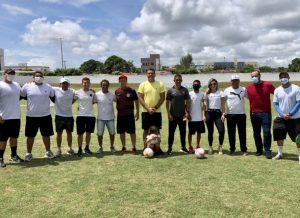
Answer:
[{"xmin": 0, "ymin": 48, "xmax": 4, "ymax": 71}]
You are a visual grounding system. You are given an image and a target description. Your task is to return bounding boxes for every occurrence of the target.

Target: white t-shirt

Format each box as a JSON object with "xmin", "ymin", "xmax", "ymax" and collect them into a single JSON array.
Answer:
[
  {"xmin": 53, "ymin": 87, "xmax": 75, "ymax": 117},
  {"xmin": 0, "ymin": 81, "xmax": 21, "ymax": 119},
  {"xmin": 223, "ymin": 86, "xmax": 247, "ymax": 114},
  {"xmin": 21, "ymin": 82, "xmax": 54, "ymax": 117},
  {"xmin": 273, "ymin": 84, "xmax": 300, "ymax": 119},
  {"xmin": 189, "ymin": 91, "xmax": 205, "ymax": 121},
  {"xmin": 96, "ymin": 91, "xmax": 116, "ymax": 120},
  {"xmin": 74, "ymin": 89, "xmax": 96, "ymax": 117},
  {"xmin": 206, "ymin": 90, "xmax": 224, "ymax": 110}
]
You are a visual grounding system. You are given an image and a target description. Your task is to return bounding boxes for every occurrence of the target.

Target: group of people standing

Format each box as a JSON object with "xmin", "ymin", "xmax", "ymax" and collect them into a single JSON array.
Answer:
[{"xmin": 0, "ymin": 68, "xmax": 299, "ymax": 168}]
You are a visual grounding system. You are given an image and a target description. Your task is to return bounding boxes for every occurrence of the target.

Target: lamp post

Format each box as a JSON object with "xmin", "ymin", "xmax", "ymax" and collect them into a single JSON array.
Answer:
[{"xmin": 59, "ymin": 38, "xmax": 64, "ymax": 69}]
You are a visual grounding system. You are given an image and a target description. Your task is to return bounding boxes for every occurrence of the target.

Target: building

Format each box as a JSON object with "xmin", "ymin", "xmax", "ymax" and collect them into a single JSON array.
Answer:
[
  {"xmin": 4, "ymin": 63, "xmax": 50, "ymax": 74},
  {"xmin": 141, "ymin": 54, "xmax": 161, "ymax": 73},
  {"xmin": 204, "ymin": 61, "xmax": 258, "ymax": 70},
  {"xmin": 0, "ymin": 48, "xmax": 4, "ymax": 71}
]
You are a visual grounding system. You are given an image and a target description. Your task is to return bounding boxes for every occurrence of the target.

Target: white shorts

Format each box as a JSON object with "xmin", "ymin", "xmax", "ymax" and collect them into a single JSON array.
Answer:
[{"xmin": 97, "ymin": 119, "xmax": 115, "ymax": 136}]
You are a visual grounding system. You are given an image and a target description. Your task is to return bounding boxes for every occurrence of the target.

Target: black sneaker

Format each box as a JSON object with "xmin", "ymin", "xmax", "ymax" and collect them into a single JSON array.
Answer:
[
  {"xmin": 230, "ymin": 150, "xmax": 235, "ymax": 156},
  {"xmin": 265, "ymin": 150, "xmax": 272, "ymax": 159},
  {"xmin": 0, "ymin": 159, "xmax": 6, "ymax": 168},
  {"xmin": 180, "ymin": 147, "xmax": 189, "ymax": 153},
  {"xmin": 167, "ymin": 148, "xmax": 172, "ymax": 155},
  {"xmin": 77, "ymin": 149, "xmax": 83, "ymax": 157},
  {"xmin": 10, "ymin": 155, "xmax": 24, "ymax": 163},
  {"xmin": 84, "ymin": 147, "xmax": 93, "ymax": 155},
  {"xmin": 255, "ymin": 152, "xmax": 263, "ymax": 156}
]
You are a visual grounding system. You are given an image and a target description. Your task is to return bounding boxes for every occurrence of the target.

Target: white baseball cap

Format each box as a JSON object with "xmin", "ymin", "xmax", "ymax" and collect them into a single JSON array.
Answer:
[
  {"xmin": 60, "ymin": 77, "xmax": 70, "ymax": 84},
  {"xmin": 231, "ymin": 74, "xmax": 240, "ymax": 80}
]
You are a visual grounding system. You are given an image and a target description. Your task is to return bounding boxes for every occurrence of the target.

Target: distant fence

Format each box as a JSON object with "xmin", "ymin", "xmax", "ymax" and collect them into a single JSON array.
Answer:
[{"xmin": 13, "ymin": 72, "xmax": 300, "ymax": 86}]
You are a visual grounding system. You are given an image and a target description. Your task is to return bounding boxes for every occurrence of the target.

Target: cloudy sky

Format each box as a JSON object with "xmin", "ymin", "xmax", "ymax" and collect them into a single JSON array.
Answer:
[{"xmin": 1, "ymin": 0, "xmax": 300, "ymax": 69}]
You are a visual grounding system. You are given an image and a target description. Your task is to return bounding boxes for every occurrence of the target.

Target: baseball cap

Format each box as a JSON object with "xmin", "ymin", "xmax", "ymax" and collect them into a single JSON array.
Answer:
[
  {"xmin": 231, "ymin": 74, "xmax": 240, "ymax": 80},
  {"xmin": 60, "ymin": 77, "xmax": 70, "ymax": 84},
  {"xmin": 119, "ymin": 74, "xmax": 127, "ymax": 80}
]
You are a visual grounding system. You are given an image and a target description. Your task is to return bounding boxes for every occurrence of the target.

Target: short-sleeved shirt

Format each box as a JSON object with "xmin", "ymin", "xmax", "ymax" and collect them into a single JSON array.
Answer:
[
  {"xmin": 246, "ymin": 81, "xmax": 275, "ymax": 113},
  {"xmin": 74, "ymin": 89, "xmax": 96, "ymax": 117},
  {"xmin": 223, "ymin": 86, "xmax": 247, "ymax": 114},
  {"xmin": 205, "ymin": 90, "xmax": 224, "ymax": 110},
  {"xmin": 96, "ymin": 91, "xmax": 116, "ymax": 120},
  {"xmin": 138, "ymin": 80, "xmax": 166, "ymax": 112},
  {"xmin": 53, "ymin": 87, "xmax": 75, "ymax": 117},
  {"xmin": 21, "ymin": 82, "xmax": 54, "ymax": 117},
  {"xmin": 115, "ymin": 87, "xmax": 138, "ymax": 116},
  {"xmin": 166, "ymin": 86, "xmax": 190, "ymax": 117},
  {"xmin": 0, "ymin": 81, "xmax": 21, "ymax": 119},
  {"xmin": 273, "ymin": 84, "xmax": 300, "ymax": 119},
  {"xmin": 189, "ymin": 90, "xmax": 205, "ymax": 121}
]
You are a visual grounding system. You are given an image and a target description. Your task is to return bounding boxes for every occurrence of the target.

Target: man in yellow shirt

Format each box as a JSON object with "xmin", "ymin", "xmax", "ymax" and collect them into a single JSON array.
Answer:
[{"xmin": 138, "ymin": 68, "xmax": 166, "ymax": 153}]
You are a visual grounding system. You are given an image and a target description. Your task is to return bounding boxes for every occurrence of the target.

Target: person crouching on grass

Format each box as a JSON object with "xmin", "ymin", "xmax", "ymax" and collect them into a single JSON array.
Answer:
[{"xmin": 145, "ymin": 125, "xmax": 162, "ymax": 157}]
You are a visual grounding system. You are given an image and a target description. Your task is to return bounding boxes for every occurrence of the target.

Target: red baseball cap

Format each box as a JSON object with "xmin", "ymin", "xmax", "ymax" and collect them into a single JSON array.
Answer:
[{"xmin": 119, "ymin": 74, "xmax": 127, "ymax": 80}]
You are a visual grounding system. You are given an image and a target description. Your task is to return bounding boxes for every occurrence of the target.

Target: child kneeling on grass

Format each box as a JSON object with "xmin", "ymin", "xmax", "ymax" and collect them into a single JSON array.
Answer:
[{"xmin": 145, "ymin": 126, "xmax": 164, "ymax": 156}]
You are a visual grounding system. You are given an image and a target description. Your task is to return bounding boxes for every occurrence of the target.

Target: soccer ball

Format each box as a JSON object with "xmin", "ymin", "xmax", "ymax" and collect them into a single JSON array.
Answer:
[
  {"xmin": 195, "ymin": 148, "xmax": 205, "ymax": 159},
  {"xmin": 143, "ymin": 148, "xmax": 154, "ymax": 158}
]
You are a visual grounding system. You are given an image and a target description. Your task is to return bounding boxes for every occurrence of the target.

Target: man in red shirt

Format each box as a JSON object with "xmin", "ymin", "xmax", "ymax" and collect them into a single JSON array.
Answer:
[{"xmin": 246, "ymin": 70, "xmax": 275, "ymax": 158}]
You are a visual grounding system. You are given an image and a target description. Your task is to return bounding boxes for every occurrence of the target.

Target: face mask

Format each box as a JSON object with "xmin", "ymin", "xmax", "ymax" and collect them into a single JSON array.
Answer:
[
  {"xmin": 193, "ymin": 84, "xmax": 201, "ymax": 91},
  {"xmin": 34, "ymin": 76, "xmax": 44, "ymax": 84},
  {"xmin": 6, "ymin": 74, "xmax": 15, "ymax": 82},
  {"xmin": 280, "ymin": 78, "xmax": 289, "ymax": 85},
  {"xmin": 251, "ymin": 76, "xmax": 259, "ymax": 84}
]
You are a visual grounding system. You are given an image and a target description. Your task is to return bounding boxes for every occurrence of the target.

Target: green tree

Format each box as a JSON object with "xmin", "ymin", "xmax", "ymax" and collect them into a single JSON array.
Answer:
[
  {"xmin": 239, "ymin": 64, "xmax": 255, "ymax": 73},
  {"xmin": 79, "ymin": 59, "xmax": 103, "ymax": 74},
  {"xmin": 277, "ymin": 67, "xmax": 288, "ymax": 73},
  {"xmin": 288, "ymin": 58, "xmax": 300, "ymax": 72},
  {"xmin": 104, "ymin": 55, "xmax": 129, "ymax": 74},
  {"xmin": 259, "ymin": 66, "xmax": 274, "ymax": 72},
  {"xmin": 180, "ymin": 53, "xmax": 193, "ymax": 70}
]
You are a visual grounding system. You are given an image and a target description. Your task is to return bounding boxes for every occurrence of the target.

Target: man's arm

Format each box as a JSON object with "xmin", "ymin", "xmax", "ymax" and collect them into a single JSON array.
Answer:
[
  {"xmin": 166, "ymin": 99, "xmax": 172, "ymax": 121},
  {"xmin": 134, "ymin": 99, "xmax": 140, "ymax": 121},
  {"xmin": 154, "ymin": 92, "xmax": 165, "ymax": 110},
  {"xmin": 138, "ymin": 92, "xmax": 149, "ymax": 111}
]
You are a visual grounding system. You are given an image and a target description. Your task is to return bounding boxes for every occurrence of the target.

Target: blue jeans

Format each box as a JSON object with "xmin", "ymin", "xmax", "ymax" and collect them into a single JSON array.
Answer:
[{"xmin": 250, "ymin": 112, "xmax": 272, "ymax": 153}]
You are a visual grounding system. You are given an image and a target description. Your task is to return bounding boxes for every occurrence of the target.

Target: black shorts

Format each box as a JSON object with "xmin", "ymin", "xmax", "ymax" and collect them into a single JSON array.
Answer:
[
  {"xmin": 117, "ymin": 115, "xmax": 135, "ymax": 134},
  {"xmin": 76, "ymin": 116, "xmax": 96, "ymax": 135},
  {"xmin": 55, "ymin": 115, "xmax": 74, "ymax": 132},
  {"xmin": 188, "ymin": 121, "xmax": 205, "ymax": 135},
  {"xmin": 25, "ymin": 115, "xmax": 54, "ymax": 137},
  {"xmin": 142, "ymin": 112, "xmax": 162, "ymax": 130},
  {"xmin": 273, "ymin": 117, "xmax": 300, "ymax": 142},
  {"xmin": 0, "ymin": 119, "xmax": 21, "ymax": 141}
]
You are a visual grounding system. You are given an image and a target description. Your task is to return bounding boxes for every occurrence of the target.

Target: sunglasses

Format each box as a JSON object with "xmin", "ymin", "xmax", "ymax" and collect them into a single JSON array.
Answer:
[{"xmin": 210, "ymin": 82, "xmax": 217, "ymax": 86}]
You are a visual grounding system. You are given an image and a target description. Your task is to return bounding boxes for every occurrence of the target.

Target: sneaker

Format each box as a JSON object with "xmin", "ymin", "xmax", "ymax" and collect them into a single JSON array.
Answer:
[
  {"xmin": 167, "ymin": 148, "xmax": 172, "ymax": 155},
  {"xmin": 96, "ymin": 147, "xmax": 103, "ymax": 154},
  {"xmin": 55, "ymin": 150, "xmax": 62, "ymax": 157},
  {"xmin": 66, "ymin": 147, "xmax": 75, "ymax": 155},
  {"xmin": 180, "ymin": 147, "xmax": 189, "ymax": 153},
  {"xmin": 272, "ymin": 154, "xmax": 282, "ymax": 160},
  {"xmin": 121, "ymin": 147, "xmax": 127, "ymax": 153},
  {"xmin": 84, "ymin": 147, "xmax": 93, "ymax": 155},
  {"xmin": 229, "ymin": 151, "xmax": 235, "ymax": 156},
  {"xmin": 265, "ymin": 151, "xmax": 272, "ymax": 159},
  {"xmin": 241, "ymin": 151, "xmax": 248, "ymax": 156},
  {"xmin": 77, "ymin": 148, "xmax": 83, "ymax": 157},
  {"xmin": 110, "ymin": 145, "xmax": 116, "ymax": 153},
  {"xmin": 44, "ymin": 151, "xmax": 55, "ymax": 159},
  {"xmin": 132, "ymin": 147, "xmax": 137, "ymax": 155},
  {"xmin": 188, "ymin": 146, "xmax": 194, "ymax": 154},
  {"xmin": 255, "ymin": 152, "xmax": 263, "ymax": 156},
  {"xmin": 0, "ymin": 159, "xmax": 6, "ymax": 168},
  {"xmin": 195, "ymin": 145, "xmax": 200, "ymax": 149},
  {"xmin": 10, "ymin": 155, "xmax": 24, "ymax": 163},
  {"xmin": 218, "ymin": 146, "xmax": 223, "ymax": 155},
  {"xmin": 24, "ymin": 153, "xmax": 33, "ymax": 162},
  {"xmin": 208, "ymin": 146, "xmax": 213, "ymax": 155}
]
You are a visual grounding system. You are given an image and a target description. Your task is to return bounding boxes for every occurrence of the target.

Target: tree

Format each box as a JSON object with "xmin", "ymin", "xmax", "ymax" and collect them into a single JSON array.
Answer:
[
  {"xmin": 180, "ymin": 53, "xmax": 193, "ymax": 70},
  {"xmin": 259, "ymin": 66, "xmax": 274, "ymax": 72},
  {"xmin": 79, "ymin": 59, "xmax": 103, "ymax": 74},
  {"xmin": 104, "ymin": 55, "xmax": 130, "ymax": 74},
  {"xmin": 288, "ymin": 58, "xmax": 300, "ymax": 72},
  {"xmin": 277, "ymin": 67, "xmax": 288, "ymax": 73},
  {"xmin": 239, "ymin": 64, "xmax": 255, "ymax": 73}
]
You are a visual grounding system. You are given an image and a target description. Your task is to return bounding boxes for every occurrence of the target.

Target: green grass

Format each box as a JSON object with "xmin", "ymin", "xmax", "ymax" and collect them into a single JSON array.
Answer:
[{"xmin": 1, "ymin": 81, "xmax": 300, "ymax": 217}]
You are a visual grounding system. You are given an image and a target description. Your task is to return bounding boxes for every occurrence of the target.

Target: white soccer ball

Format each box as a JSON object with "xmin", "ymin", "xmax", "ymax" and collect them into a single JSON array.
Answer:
[
  {"xmin": 143, "ymin": 148, "xmax": 154, "ymax": 158},
  {"xmin": 195, "ymin": 148, "xmax": 205, "ymax": 159}
]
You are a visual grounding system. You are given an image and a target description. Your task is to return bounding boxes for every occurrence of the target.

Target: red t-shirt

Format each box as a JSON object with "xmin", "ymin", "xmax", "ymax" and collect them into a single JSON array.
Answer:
[
  {"xmin": 115, "ymin": 87, "xmax": 138, "ymax": 116},
  {"xmin": 246, "ymin": 81, "xmax": 275, "ymax": 112}
]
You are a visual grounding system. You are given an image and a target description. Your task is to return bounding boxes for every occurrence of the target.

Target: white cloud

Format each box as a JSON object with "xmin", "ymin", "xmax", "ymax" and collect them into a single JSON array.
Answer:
[
  {"xmin": 2, "ymin": 4, "xmax": 33, "ymax": 16},
  {"xmin": 39, "ymin": 0, "xmax": 101, "ymax": 6}
]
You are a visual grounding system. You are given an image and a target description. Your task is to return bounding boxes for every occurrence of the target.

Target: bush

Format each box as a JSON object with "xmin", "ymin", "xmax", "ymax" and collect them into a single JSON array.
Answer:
[{"xmin": 174, "ymin": 68, "xmax": 199, "ymax": 74}]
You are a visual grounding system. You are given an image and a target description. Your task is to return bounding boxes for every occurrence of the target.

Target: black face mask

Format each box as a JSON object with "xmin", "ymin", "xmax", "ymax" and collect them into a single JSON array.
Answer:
[{"xmin": 193, "ymin": 84, "xmax": 201, "ymax": 91}]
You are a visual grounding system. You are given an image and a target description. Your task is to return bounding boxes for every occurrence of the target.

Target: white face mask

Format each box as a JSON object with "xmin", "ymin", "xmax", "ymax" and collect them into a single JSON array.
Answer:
[
  {"xmin": 6, "ymin": 74, "xmax": 15, "ymax": 82},
  {"xmin": 34, "ymin": 76, "xmax": 44, "ymax": 84},
  {"xmin": 251, "ymin": 76, "xmax": 259, "ymax": 84},
  {"xmin": 280, "ymin": 78, "xmax": 289, "ymax": 85}
]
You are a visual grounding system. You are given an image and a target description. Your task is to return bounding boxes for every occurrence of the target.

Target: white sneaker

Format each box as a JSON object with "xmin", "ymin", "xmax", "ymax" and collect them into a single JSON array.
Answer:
[
  {"xmin": 24, "ymin": 153, "xmax": 33, "ymax": 162},
  {"xmin": 55, "ymin": 150, "xmax": 62, "ymax": 157},
  {"xmin": 96, "ymin": 147, "xmax": 103, "ymax": 154},
  {"xmin": 110, "ymin": 146, "xmax": 116, "ymax": 153},
  {"xmin": 66, "ymin": 147, "xmax": 75, "ymax": 155},
  {"xmin": 272, "ymin": 154, "xmax": 283, "ymax": 160},
  {"xmin": 218, "ymin": 146, "xmax": 223, "ymax": 155},
  {"xmin": 208, "ymin": 146, "xmax": 213, "ymax": 155},
  {"xmin": 44, "ymin": 151, "xmax": 55, "ymax": 159}
]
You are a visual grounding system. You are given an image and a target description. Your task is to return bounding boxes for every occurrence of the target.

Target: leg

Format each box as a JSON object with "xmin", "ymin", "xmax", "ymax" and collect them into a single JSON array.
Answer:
[
  {"xmin": 215, "ymin": 116, "xmax": 225, "ymax": 146},
  {"xmin": 42, "ymin": 136, "xmax": 51, "ymax": 151},
  {"xmin": 168, "ymin": 118, "xmax": 177, "ymax": 151},
  {"xmin": 120, "ymin": 133, "xmax": 126, "ymax": 148},
  {"xmin": 109, "ymin": 134, "xmax": 115, "ymax": 147},
  {"xmin": 188, "ymin": 134, "xmax": 192, "ymax": 147},
  {"xmin": 250, "ymin": 113, "xmax": 263, "ymax": 154},
  {"xmin": 56, "ymin": 132, "xmax": 63, "ymax": 150},
  {"xmin": 9, "ymin": 138, "xmax": 18, "ymax": 156},
  {"xmin": 196, "ymin": 132, "xmax": 201, "ymax": 147},
  {"xmin": 178, "ymin": 117, "xmax": 187, "ymax": 149},
  {"xmin": 98, "ymin": 135, "xmax": 103, "ymax": 148},
  {"xmin": 205, "ymin": 112, "xmax": 214, "ymax": 147},
  {"xmin": 77, "ymin": 134, "xmax": 83, "ymax": 148},
  {"xmin": 66, "ymin": 131, "xmax": 72, "ymax": 148},
  {"xmin": 237, "ymin": 114, "xmax": 247, "ymax": 152},
  {"xmin": 226, "ymin": 115, "xmax": 236, "ymax": 153},
  {"xmin": 130, "ymin": 133, "xmax": 136, "ymax": 149},
  {"xmin": 27, "ymin": 137, "xmax": 35, "ymax": 153},
  {"xmin": 85, "ymin": 132, "xmax": 91, "ymax": 147}
]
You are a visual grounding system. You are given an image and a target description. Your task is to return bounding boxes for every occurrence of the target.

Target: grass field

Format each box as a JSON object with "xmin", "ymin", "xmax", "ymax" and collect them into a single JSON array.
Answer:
[{"xmin": 1, "ymin": 81, "xmax": 300, "ymax": 218}]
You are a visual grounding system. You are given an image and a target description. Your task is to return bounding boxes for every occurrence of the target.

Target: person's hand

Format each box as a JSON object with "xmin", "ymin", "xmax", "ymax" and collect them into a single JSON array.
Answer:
[
  {"xmin": 135, "ymin": 112, "xmax": 139, "ymax": 121},
  {"xmin": 283, "ymin": 113, "xmax": 290, "ymax": 120},
  {"xmin": 147, "ymin": 107, "xmax": 156, "ymax": 114},
  {"xmin": 221, "ymin": 114, "xmax": 226, "ymax": 122},
  {"xmin": 168, "ymin": 113, "xmax": 173, "ymax": 121},
  {"xmin": 203, "ymin": 115, "xmax": 206, "ymax": 122}
]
